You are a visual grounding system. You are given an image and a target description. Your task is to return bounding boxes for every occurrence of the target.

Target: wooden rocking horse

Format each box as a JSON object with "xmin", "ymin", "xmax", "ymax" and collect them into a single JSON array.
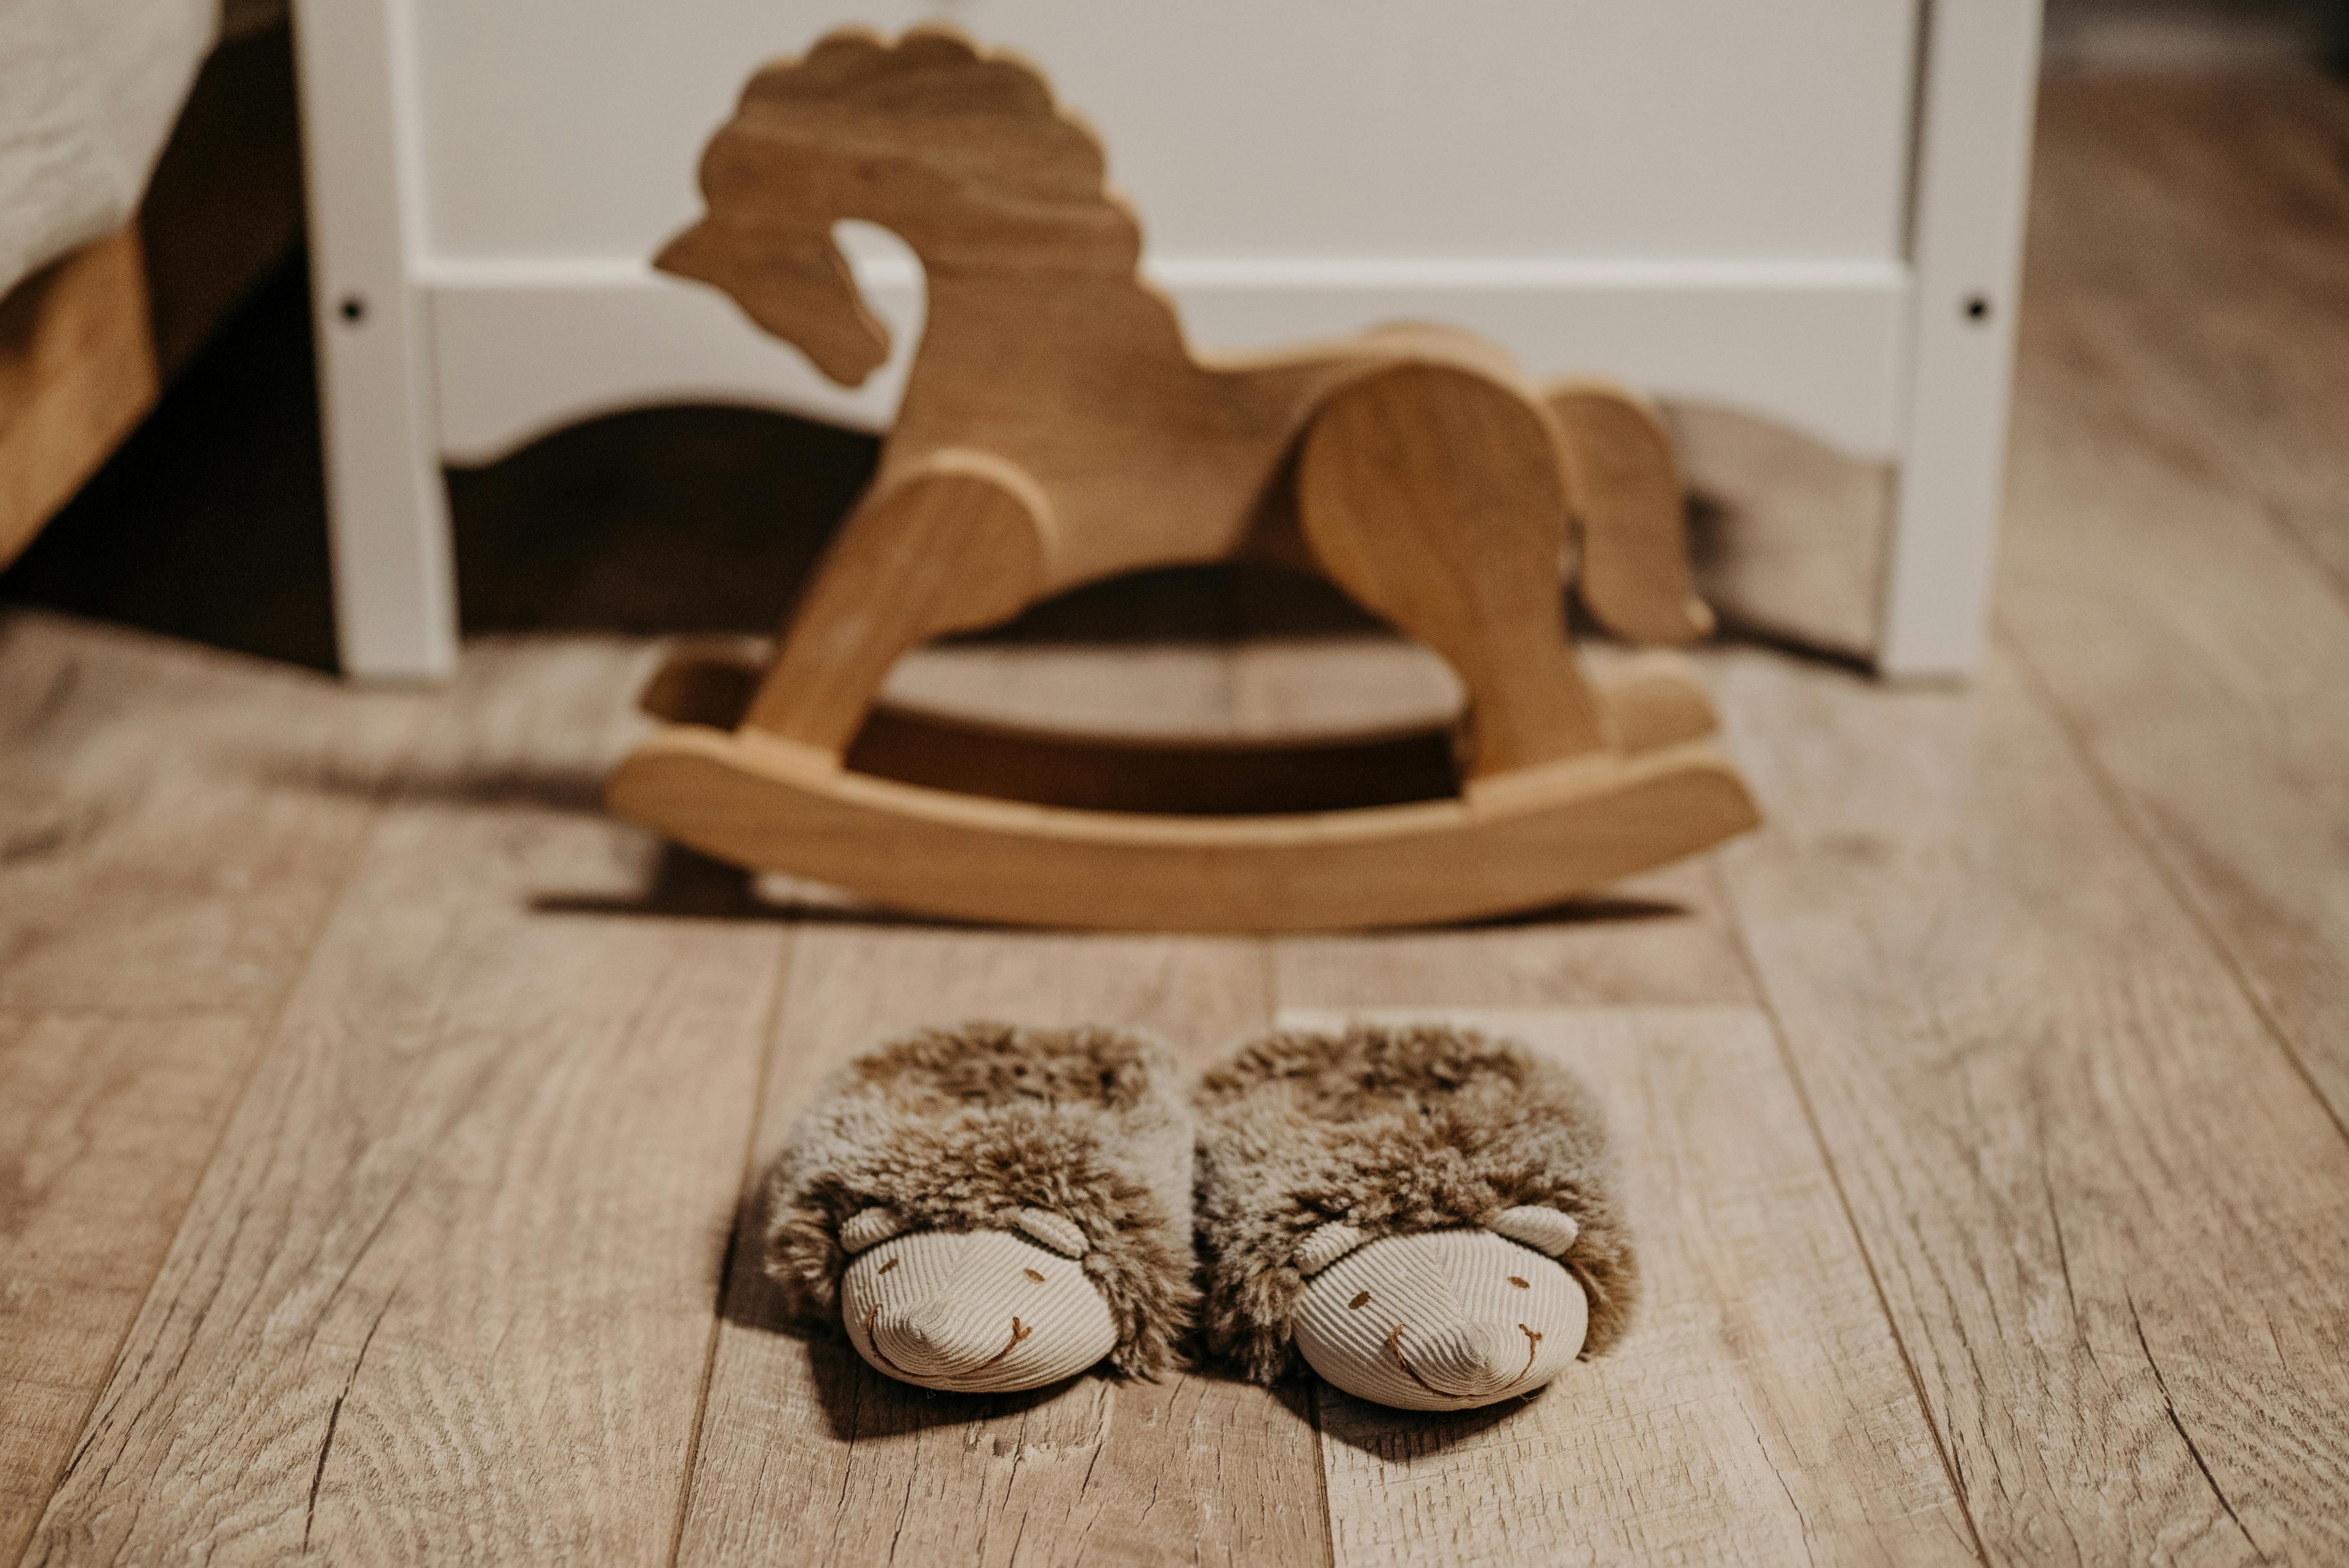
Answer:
[{"xmin": 608, "ymin": 25, "xmax": 1760, "ymax": 931}]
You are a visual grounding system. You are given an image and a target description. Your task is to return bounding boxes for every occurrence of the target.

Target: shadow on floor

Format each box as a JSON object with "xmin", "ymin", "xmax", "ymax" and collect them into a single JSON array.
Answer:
[
  {"xmin": 0, "ymin": 251, "xmax": 1380, "ymax": 665},
  {"xmin": 2, "ymin": 257, "xmax": 340, "ymax": 668},
  {"xmin": 3, "ymin": 245, "xmax": 1873, "ymax": 684},
  {"xmin": 1309, "ymin": 1378, "xmax": 1551, "ymax": 1457}
]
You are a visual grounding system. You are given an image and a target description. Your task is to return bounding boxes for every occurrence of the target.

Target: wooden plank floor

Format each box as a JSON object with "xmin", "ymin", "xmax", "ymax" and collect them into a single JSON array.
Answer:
[{"xmin": 7, "ymin": 71, "xmax": 2349, "ymax": 1566}]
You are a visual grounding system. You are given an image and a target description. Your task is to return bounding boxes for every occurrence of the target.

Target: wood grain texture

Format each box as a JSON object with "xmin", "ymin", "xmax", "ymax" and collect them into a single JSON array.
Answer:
[
  {"xmin": 21, "ymin": 71, "xmax": 2349, "ymax": 1566},
  {"xmin": 660, "ymin": 25, "xmax": 1385, "ymax": 590},
  {"xmin": 1228, "ymin": 634, "xmax": 1460, "ymax": 740},
  {"xmin": 671, "ymin": 634, "xmax": 1321, "ymax": 1568},
  {"xmin": 673, "ymin": 927, "xmax": 1317, "ymax": 1568},
  {"xmin": 24, "ymin": 641, "xmax": 789, "ymax": 1566},
  {"xmin": 1281, "ymin": 1007, "xmax": 1975, "ymax": 1568},
  {"xmin": 746, "ymin": 451, "xmax": 1049, "ymax": 751},
  {"xmin": 609, "ymin": 723, "xmax": 1754, "ymax": 934},
  {"xmin": 888, "ymin": 641, "xmax": 1239, "ymax": 736},
  {"xmin": 0, "ymin": 1012, "xmax": 270, "ymax": 1566},
  {"xmin": 1714, "ymin": 648, "xmax": 2349, "ymax": 1564},
  {"xmin": 2030, "ymin": 73, "xmax": 2349, "ymax": 596},
  {"xmin": 1298, "ymin": 360, "xmax": 1610, "ymax": 773},
  {"xmin": 1268, "ymin": 856, "xmax": 1753, "ymax": 1013},
  {"xmin": 0, "ymin": 611, "xmax": 421, "ymax": 1563},
  {"xmin": 0, "ymin": 24, "xmax": 304, "ymax": 572},
  {"xmin": 1544, "ymin": 377, "xmax": 1714, "ymax": 646},
  {"xmin": 0, "ymin": 610, "xmax": 431, "ymax": 1010},
  {"xmin": 0, "ymin": 232, "xmax": 159, "ymax": 573},
  {"xmin": 2006, "ymin": 76, "xmax": 2349, "ymax": 1129},
  {"xmin": 625, "ymin": 25, "xmax": 1754, "ymax": 927},
  {"xmin": 1239, "ymin": 640, "xmax": 1753, "ymax": 1008},
  {"xmin": 639, "ymin": 637, "xmax": 1715, "ymax": 817}
]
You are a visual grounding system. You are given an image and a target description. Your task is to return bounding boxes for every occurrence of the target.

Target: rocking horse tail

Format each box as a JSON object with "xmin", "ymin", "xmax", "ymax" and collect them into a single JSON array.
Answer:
[{"xmin": 1542, "ymin": 377, "xmax": 1716, "ymax": 647}]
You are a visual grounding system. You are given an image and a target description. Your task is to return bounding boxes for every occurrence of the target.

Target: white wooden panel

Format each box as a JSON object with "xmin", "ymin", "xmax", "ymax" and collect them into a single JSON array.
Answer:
[
  {"xmin": 429, "ymin": 257, "xmax": 1909, "ymax": 466},
  {"xmin": 293, "ymin": 0, "xmax": 459, "ymax": 681},
  {"xmin": 1880, "ymin": 0, "xmax": 2044, "ymax": 677},
  {"xmin": 406, "ymin": 1, "xmax": 1920, "ymax": 267}
]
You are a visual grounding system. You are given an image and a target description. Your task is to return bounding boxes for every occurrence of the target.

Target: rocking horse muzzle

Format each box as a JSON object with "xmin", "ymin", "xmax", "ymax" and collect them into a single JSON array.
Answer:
[{"xmin": 655, "ymin": 217, "xmax": 892, "ymax": 388}]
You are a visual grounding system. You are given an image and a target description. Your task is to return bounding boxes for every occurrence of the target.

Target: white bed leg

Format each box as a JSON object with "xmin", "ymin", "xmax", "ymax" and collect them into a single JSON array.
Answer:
[
  {"xmin": 292, "ymin": 0, "xmax": 457, "ymax": 681},
  {"xmin": 1878, "ymin": 0, "xmax": 2044, "ymax": 679}
]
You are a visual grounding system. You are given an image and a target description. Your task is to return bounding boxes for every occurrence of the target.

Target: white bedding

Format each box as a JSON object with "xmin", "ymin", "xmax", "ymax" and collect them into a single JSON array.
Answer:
[{"xmin": 0, "ymin": 0, "xmax": 218, "ymax": 297}]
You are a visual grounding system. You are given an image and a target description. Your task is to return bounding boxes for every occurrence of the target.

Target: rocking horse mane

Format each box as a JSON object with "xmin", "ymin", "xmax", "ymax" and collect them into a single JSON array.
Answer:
[
  {"xmin": 661, "ymin": 25, "xmax": 1145, "ymax": 385},
  {"xmin": 719, "ymin": 27, "xmax": 1116, "ymax": 212}
]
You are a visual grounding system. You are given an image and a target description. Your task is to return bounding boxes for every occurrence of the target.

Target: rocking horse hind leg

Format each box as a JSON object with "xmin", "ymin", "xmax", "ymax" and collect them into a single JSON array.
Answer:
[
  {"xmin": 1296, "ymin": 360, "xmax": 1614, "ymax": 781},
  {"xmin": 1295, "ymin": 358, "xmax": 1756, "ymax": 878}
]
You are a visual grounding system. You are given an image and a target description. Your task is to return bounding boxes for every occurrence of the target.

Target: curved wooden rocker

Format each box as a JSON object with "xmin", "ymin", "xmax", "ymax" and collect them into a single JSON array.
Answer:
[{"xmin": 608, "ymin": 25, "xmax": 1760, "ymax": 932}]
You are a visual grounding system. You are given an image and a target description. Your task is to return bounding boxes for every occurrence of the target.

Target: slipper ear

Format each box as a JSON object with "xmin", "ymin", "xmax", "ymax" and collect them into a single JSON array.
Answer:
[
  {"xmin": 1013, "ymin": 1207, "xmax": 1088, "ymax": 1258},
  {"xmin": 1296, "ymin": 1221, "xmax": 1368, "ymax": 1277},
  {"xmin": 1488, "ymin": 1205, "xmax": 1579, "ymax": 1256},
  {"xmin": 840, "ymin": 1207, "xmax": 910, "ymax": 1254}
]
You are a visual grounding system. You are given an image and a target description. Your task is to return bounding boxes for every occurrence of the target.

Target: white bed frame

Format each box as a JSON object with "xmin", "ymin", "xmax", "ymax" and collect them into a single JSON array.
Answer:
[{"xmin": 292, "ymin": 0, "xmax": 2041, "ymax": 681}]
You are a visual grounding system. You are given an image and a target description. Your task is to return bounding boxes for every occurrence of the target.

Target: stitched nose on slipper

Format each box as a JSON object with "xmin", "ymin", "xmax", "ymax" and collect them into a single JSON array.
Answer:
[
  {"xmin": 1393, "ymin": 1319, "xmax": 1531, "ymax": 1400},
  {"xmin": 871, "ymin": 1298, "xmax": 1027, "ymax": 1379},
  {"xmin": 842, "ymin": 1228, "xmax": 1122, "ymax": 1391}
]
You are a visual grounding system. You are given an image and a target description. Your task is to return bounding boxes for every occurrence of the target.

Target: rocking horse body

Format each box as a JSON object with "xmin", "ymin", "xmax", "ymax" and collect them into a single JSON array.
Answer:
[{"xmin": 609, "ymin": 26, "xmax": 1760, "ymax": 930}]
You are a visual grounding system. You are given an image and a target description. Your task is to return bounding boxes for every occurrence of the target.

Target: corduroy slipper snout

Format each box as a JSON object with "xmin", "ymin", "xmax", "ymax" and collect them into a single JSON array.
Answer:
[
  {"xmin": 761, "ymin": 1022, "xmax": 1197, "ymax": 1392},
  {"xmin": 1192, "ymin": 1022, "xmax": 1638, "ymax": 1410}
]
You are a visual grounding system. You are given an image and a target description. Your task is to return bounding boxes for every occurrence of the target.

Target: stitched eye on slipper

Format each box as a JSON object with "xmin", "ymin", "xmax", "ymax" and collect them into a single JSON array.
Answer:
[
  {"xmin": 1013, "ymin": 1207, "xmax": 1088, "ymax": 1257},
  {"xmin": 1486, "ymin": 1205, "xmax": 1579, "ymax": 1256},
  {"xmin": 1296, "ymin": 1221, "xmax": 1368, "ymax": 1277},
  {"xmin": 840, "ymin": 1207, "xmax": 909, "ymax": 1254}
]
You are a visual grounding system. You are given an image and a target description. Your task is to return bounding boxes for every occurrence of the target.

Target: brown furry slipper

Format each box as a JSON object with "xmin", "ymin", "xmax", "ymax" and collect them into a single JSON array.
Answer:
[
  {"xmin": 1193, "ymin": 1022, "xmax": 1637, "ymax": 1408},
  {"xmin": 763, "ymin": 1022, "xmax": 1196, "ymax": 1389}
]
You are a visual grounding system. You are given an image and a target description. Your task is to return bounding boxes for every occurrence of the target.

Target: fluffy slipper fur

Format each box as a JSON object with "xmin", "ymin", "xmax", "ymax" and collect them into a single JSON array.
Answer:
[
  {"xmin": 1193, "ymin": 1022, "xmax": 1638, "ymax": 1384},
  {"xmin": 763, "ymin": 1021, "xmax": 1196, "ymax": 1377}
]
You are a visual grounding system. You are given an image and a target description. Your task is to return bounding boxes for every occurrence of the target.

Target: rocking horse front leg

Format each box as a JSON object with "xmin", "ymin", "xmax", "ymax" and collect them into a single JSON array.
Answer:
[
  {"xmin": 1296, "ymin": 361, "xmax": 1615, "ymax": 781},
  {"xmin": 741, "ymin": 451, "xmax": 1052, "ymax": 754}
]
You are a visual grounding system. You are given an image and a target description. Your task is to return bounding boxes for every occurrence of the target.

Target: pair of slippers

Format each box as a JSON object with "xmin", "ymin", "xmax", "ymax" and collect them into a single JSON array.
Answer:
[{"xmin": 763, "ymin": 1021, "xmax": 1636, "ymax": 1411}]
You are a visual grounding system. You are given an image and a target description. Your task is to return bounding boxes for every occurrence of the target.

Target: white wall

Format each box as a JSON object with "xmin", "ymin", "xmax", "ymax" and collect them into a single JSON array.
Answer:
[
  {"xmin": 402, "ymin": 1, "xmax": 1924, "ymax": 461},
  {"xmin": 411, "ymin": 2, "xmax": 1919, "ymax": 262}
]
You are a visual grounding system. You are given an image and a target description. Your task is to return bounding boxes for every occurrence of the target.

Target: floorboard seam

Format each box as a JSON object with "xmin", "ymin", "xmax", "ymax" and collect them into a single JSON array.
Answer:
[
  {"xmin": 1264, "ymin": 935, "xmax": 1341, "ymax": 1568},
  {"xmin": 2061, "ymin": 291, "xmax": 2349, "ymax": 620},
  {"xmin": 1704, "ymin": 855, "xmax": 1993, "ymax": 1567},
  {"xmin": 1997, "ymin": 621, "xmax": 2349, "ymax": 1150},
  {"xmin": 1300, "ymin": 1376, "xmax": 1340, "ymax": 1568},
  {"xmin": 664, "ymin": 924, "xmax": 798, "ymax": 1568},
  {"xmin": 2129, "ymin": 1290, "xmax": 2272, "ymax": 1564},
  {"xmin": 13, "ymin": 704, "xmax": 427, "ymax": 1552}
]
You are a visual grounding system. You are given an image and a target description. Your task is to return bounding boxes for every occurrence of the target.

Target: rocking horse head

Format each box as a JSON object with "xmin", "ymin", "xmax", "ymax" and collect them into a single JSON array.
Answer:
[{"xmin": 656, "ymin": 26, "xmax": 1140, "ymax": 387}]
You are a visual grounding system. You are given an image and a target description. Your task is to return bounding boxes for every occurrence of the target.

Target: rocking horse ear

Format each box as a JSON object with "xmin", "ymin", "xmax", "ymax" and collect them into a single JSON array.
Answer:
[
  {"xmin": 1488, "ymin": 1206, "xmax": 1579, "ymax": 1256},
  {"xmin": 840, "ymin": 1207, "xmax": 910, "ymax": 1254},
  {"xmin": 1296, "ymin": 1222, "xmax": 1368, "ymax": 1278}
]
